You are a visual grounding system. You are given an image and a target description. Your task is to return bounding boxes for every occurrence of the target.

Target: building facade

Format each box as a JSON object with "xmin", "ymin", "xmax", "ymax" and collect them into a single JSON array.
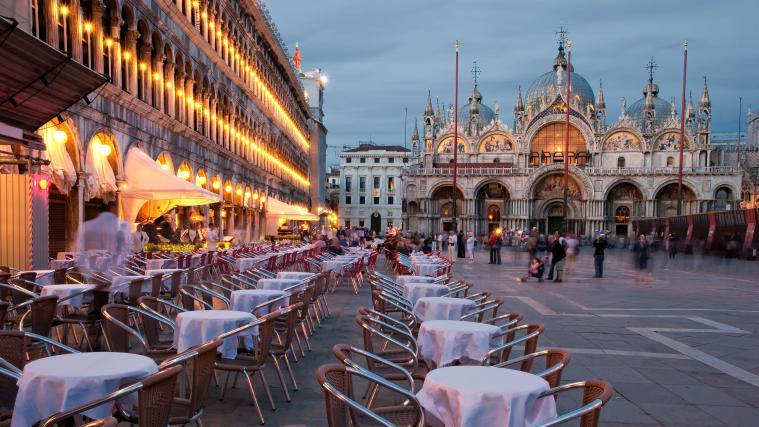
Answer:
[
  {"xmin": 402, "ymin": 40, "xmax": 742, "ymax": 238},
  {"xmin": 4, "ymin": 0, "xmax": 316, "ymax": 255},
  {"xmin": 338, "ymin": 144, "xmax": 411, "ymax": 234}
]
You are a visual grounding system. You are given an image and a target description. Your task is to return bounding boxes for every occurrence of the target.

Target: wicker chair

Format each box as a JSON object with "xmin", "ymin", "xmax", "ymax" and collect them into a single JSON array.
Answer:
[
  {"xmin": 315, "ymin": 363, "xmax": 424, "ymax": 427},
  {"xmin": 493, "ymin": 348, "xmax": 571, "ymax": 388},
  {"xmin": 101, "ymin": 304, "xmax": 176, "ymax": 363},
  {"xmin": 269, "ymin": 301, "xmax": 304, "ymax": 401},
  {"xmin": 38, "ymin": 365, "xmax": 184, "ymax": 427},
  {"xmin": 481, "ymin": 323, "xmax": 544, "ymax": 366},
  {"xmin": 54, "ymin": 290, "xmax": 110, "ymax": 351},
  {"xmin": 534, "ymin": 380, "xmax": 614, "ymax": 427},
  {"xmin": 16, "ymin": 296, "xmax": 59, "ymax": 338}
]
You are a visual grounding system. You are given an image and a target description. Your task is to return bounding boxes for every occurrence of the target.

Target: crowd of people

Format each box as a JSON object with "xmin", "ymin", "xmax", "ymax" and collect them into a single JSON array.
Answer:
[{"xmin": 130, "ymin": 214, "xmax": 220, "ymax": 253}]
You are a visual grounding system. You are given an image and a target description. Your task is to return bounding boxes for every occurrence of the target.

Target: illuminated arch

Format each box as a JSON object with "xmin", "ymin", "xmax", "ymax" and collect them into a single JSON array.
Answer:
[{"xmin": 156, "ymin": 151, "xmax": 174, "ymax": 173}]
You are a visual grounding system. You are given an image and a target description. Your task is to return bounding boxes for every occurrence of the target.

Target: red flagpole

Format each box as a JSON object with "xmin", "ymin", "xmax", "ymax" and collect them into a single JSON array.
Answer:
[
  {"xmin": 677, "ymin": 40, "xmax": 688, "ymax": 216},
  {"xmin": 452, "ymin": 40, "xmax": 460, "ymax": 230},
  {"xmin": 563, "ymin": 41, "xmax": 572, "ymax": 231}
]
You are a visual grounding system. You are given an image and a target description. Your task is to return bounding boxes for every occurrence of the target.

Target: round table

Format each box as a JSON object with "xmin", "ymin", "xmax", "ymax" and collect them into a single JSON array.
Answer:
[
  {"xmin": 402, "ymin": 282, "xmax": 448, "ymax": 305},
  {"xmin": 413, "ymin": 297, "xmax": 476, "ymax": 321},
  {"xmin": 416, "ymin": 366, "xmax": 557, "ymax": 427},
  {"xmin": 257, "ymin": 278, "xmax": 306, "ymax": 292},
  {"xmin": 413, "ymin": 263, "xmax": 443, "ymax": 277},
  {"xmin": 235, "ymin": 257, "xmax": 263, "ymax": 272},
  {"xmin": 417, "ymin": 320, "xmax": 501, "ymax": 367},
  {"xmin": 321, "ymin": 259, "xmax": 351, "ymax": 272},
  {"xmin": 11, "ymin": 352, "xmax": 157, "ymax": 427},
  {"xmin": 19, "ymin": 270, "xmax": 55, "ymax": 286},
  {"xmin": 108, "ymin": 275, "xmax": 152, "ymax": 299},
  {"xmin": 277, "ymin": 272, "xmax": 316, "ymax": 280},
  {"xmin": 173, "ymin": 310, "xmax": 257, "ymax": 359},
  {"xmin": 397, "ymin": 275, "xmax": 437, "ymax": 286},
  {"xmin": 40, "ymin": 284, "xmax": 96, "ymax": 308},
  {"xmin": 230, "ymin": 289, "xmax": 288, "ymax": 314},
  {"xmin": 145, "ymin": 258, "xmax": 172, "ymax": 271}
]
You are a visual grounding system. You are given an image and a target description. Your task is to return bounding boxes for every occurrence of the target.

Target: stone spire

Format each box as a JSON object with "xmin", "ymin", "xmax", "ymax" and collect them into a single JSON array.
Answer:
[
  {"xmin": 411, "ymin": 118, "xmax": 419, "ymax": 141},
  {"xmin": 514, "ymin": 85, "xmax": 524, "ymax": 112},
  {"xmin": 698, "ymin": 76, "xmax": 711, "ymax": 109},
  {"xmin": 686, "ymin": 91, "xmax": 695, "ymax": 119},
  {"xmin": 596, "ymin": 80, "xmax": 606, "ymax": 110},
  {"xmin": 425, "ymin": 91, "xmax": 433, "ymax": 116}
]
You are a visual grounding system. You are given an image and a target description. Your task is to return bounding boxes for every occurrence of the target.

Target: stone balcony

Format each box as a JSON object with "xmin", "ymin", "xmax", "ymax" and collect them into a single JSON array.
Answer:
[{"xmin": 403, "ymin": 165, "xmax": 741, "ymax": 177}]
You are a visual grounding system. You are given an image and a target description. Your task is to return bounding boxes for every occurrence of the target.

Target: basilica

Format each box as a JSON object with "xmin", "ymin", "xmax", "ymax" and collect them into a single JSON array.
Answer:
[{"xmin": 402, "ymin": 39, "xmax": 742, "ymax": 238}]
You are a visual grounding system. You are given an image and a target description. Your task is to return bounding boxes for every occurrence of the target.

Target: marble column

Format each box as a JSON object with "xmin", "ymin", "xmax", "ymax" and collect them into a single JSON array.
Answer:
[
  {"xmin": 140, "ymin": 44, "xmax": 153, "ymax": 105},
  {"xmin": 92, "ymin": 0, "xmax": 105, "ymax": 73},
  {"xmin": 69, "ymin": 0, "xmax": 82, "ymax": 61},
  {"xmin": 152, "ymin": 56, "xmax": 164, "ymax": 111},
  {"xmin": 164, "ymin": 59, "xmax": 175, "ymax": 117},
  {"xmin": 44, "ymin": 0, "xmax": 59, "ymax": 47},
  {"xmin": 184, "ymin": 78, "xmax": 194, "ymax": 128},
  {"xmin": 125, "ymin": 29, "xmax": 138, "ymax": 94}
]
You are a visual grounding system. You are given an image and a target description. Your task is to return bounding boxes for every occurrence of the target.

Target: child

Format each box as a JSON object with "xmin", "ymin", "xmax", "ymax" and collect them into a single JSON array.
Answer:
[{"xmin": 518, "ymin": 257, "xmax": 544, "ymax": 282}]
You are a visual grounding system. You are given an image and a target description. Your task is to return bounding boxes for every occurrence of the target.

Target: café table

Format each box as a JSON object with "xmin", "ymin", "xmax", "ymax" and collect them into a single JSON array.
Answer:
[
  {"xmin": 417, "ymin": 320, "xmax": 501, "ymax": 368},
  {"xmin": 40, "ymin": 284, "xmax": 96, "ymax": 308},
  {"xmin": 145, "ymin": 258, "xmax": 172, "ymax": 271},
  {"xmin": 230, "ymin": 289, "xmax": 288, "ymax": 315},
  {"xmin": 11, "ymin": 352, "xmax": 157, "ymax": 427},
  {"xmin": 413, "ymin": 297, "xmax": 476, "ymax": 321},
  {"xmin": 402, "ymin": 282, "xmax": 448, "ymax": 305},
  {"xmin": 416, "ymin": 366, "xmax": 557, "ymax": 427},
  {"xmin": 18, "ymin": 270, "xmax": 55, "ymax": 286},
  {"xmin": 397, "ymin": 275, "xmax": 437, "ymax": 286},
  {"xmin": 277, "ymin": 272, "xmax": 316, "ymax": 280},
  {"xmin": 321, "ymin": 259, "xmax": 352, "ymax": 272},
  {"xmin": 235, "ymin": 257, "xmax": 265, "ymax": 272},
  {"xmin": 173, "ymin": 310, "xmax": 257, "ymax": 359},
  {"xmin": 413, "ymin": 262, "xmax": 442, "ymax": 277},
  {"xmin": 257, "ymin": 278, "xmax": 306, "ymax": 292},
  {"xmin": 108, "ymin": 275, "xmax": 153, "ymax": 299}
]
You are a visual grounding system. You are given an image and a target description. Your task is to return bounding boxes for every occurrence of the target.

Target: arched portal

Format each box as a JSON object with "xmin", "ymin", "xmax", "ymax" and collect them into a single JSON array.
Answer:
[
  {"xmin": 84, "ymin": 131, "xmax": 120, "ymax": 221},
  {"xmin": 475, "ymin": 181, "xmax": 509, "ymax": 234},
  {"xmin": 713, "ymin": 186, "xmax": 733, "ymax": 211},
  {"xmin": 430, "ymin": 185, "xmax": 465, "ymax": 233},
  {"xmin": 605, "ymin": 182, "xmax": 644, "ymax": 237},
  {"xmin": 529, "ymin": 123, "xmax": 588, "ymax": 167},
  {"xmin": 531, "ymin": 172, "xmax": 586, "ymax": 235},
  {"xmin": 655, "ymin": 183, "xmax": 696, "ymax": 217}
]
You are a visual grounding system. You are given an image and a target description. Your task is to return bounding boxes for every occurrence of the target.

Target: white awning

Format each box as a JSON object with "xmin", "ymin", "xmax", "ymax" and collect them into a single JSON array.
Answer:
[
  {"xmin": 121, "ymin": 147, "xmax": 221, "ymax": 222},
  {"xmin": 265, "ymin": 197, "xmax": 319, "ymax": 221}
]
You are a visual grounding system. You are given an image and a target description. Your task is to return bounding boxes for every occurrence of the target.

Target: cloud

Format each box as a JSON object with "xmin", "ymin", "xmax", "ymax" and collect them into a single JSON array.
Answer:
[{"xmin": 265, "ymin": 0, "xmax": 759, "ymax": 165}]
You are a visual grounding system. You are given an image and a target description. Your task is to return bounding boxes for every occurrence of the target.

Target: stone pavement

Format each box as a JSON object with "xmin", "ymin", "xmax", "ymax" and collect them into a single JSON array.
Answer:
[{"xmin": 204, "ymin": 248, "xmax": 759, "ymax": 426}]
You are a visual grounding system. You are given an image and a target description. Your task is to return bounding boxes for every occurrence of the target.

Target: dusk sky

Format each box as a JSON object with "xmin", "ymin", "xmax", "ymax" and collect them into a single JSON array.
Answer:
[{"xmin": 267, "ymin": 0, "xmax": 758, "ymax": 166}]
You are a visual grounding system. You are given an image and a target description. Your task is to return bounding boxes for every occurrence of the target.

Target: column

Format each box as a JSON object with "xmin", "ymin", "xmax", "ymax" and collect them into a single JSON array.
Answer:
[
  {"xmin": 175, "ymin": 72, "xmax": 185, "ymax": 123},
  {"xmin": 140, "ymin": 44, "xmax": 152, "ymax": 105},
  {"xmin": 92, "ymin": 0, "xmax": 105, "ymax": 73},
  {"xmin": 184, "ymin": 78, "xmax": 194, "ymax": 128},
  {"xmin": 209, "ymin": 98, "xmax": 217, "ymax": 142},
  {"xmin": 70, "ymin": 0, "xmax": 82, "ymax": 61},
  {"xmin": 202, "ymin": 93, "xmax": 211, "ymax": 138},
  {"xmin": 125, "ymin": 29, "xmax": 138, "ymax": 94},
  {"xmin": 201, "ymin": 3, "xmax": 208, "ymax": 39},
  {"xmin": 109, "ymin": 18, "xmax": 121, "ymax": 87},
  {"xmin": 164, "ymin": 59, "xmax": 175, "ymax": 117},
  {"xmin": 44, "ymin": 0, "xmax": 59, "ymax": 47},
  {"xmin": 152, "ymin": 56, "xmax": 164, "ymax": 111}
]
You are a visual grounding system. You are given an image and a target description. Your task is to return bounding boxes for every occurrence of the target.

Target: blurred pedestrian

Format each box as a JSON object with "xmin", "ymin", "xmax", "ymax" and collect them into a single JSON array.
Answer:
[
  {"xmin": 447, "ymin": 230, "xmax": 457, "ymax": 260},
  {"xmin": 546, "ymin": 230, "xmax": 566, "ymax": 282},
  {"xmin": 667, "ymin": 233, "xmax": 678, "ymax": 260},
  {"xmin": 633, "ymin": 234, "xmax": 652, "ymax": 285},
  {"xmin": 457, "ymin": 230, "xmax": 466, "ymax": 258},
  {"xmin": 592, "ymin": 234, "xmax": 607, "ymax": 278},
  {"xmin": 131, "ymin": 224, "xmax": 149, "ymax": 254},
  {"xmin": 466, "ymin": 232, "xmax": 476, "ymax": 263},
  {"xmin": 518, "ymin": 257, "xmax": 545, "ymax": 282}
]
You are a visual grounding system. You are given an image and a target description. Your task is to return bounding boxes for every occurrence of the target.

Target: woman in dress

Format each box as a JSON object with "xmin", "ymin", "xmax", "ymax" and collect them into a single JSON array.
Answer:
[{"xmin": 466, "ymin": 232, "xmax": 476, "ymax": 263}]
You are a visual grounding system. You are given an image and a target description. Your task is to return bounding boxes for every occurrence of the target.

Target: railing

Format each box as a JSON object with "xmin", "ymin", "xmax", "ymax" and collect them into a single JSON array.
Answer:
[{"xmin": 403, "ymin": 165, "xmax": 741, "ymax": 177}]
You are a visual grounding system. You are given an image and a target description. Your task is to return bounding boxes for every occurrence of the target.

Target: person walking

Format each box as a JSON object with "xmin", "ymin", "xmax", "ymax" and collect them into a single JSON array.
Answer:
[
  {"xmin": 436, "ymin": 232, "xmax": 444, "ymax": 254},
  {"xmin": 592, "ymin": 234, "xmax": 608, "ymax": 278},
  {"xmin": 667, "ymin": 233, "xmax": 678, "ymax": 260},
  {"xmin": 527, "ymin": 228, "xmax": 538, "ymax": 264},
  {"xmin": 131, "ymin": 224, "xmax": 149, "ymax": 253},
  {"xmin": 466, "ymin": 232, "xmax": 476, "ymax": 263},
  {"xmin": 546, "ymin": 230, "xmax": 566, "ymax": 282},
  {"xmin": 447, "ymin": 230, "xmax": 457, "ymax": 260},
  {"xmin": 205, "ymin": 223, "xmax": 219, "ymax": 253},
  {"xmin": 457, "ymin": 230, "xmax": 466, "ymax": 258},
  {"xmin": 488, "ymin": 230, "xmax": 503, "ymax": 264}
]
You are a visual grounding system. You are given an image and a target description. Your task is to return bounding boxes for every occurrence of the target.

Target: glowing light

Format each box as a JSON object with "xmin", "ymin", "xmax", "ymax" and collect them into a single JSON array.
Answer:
[
  {"xmin": 201, "ymin": 11, "xmax": 208, "ymax": 19},
  {"xmin": 152, "ymin": 72, "xmax": 161, "ymax": 81},
  {"xmin": 159, "ymin": 163, "xmax": 170, "ymax": 171},
  {"xmin": 212, "ymin": 180, "xmax": 221, "ymax": 190},
  {"xmin": 221, "ymin": 210, "xmax": 226, "ymax": 218},
  {"xmin": 236, "ymin": 187, "xmax": 243, "ymax": 196},
  {"xmin": 39, "ymin": 178, "xmax": 48, "ymax": 190},
  {"xmin": 178, "ymin": 169, "xmax": 191, "ymax": 180},
  {"xmin": 139, "ymin": 62, "xmax": 147, "ymax": 71},
  {"xmin": 208, "ymin": 21, "xmax": 215, "ymax": 29},
  {"xmin": 52, "ymin": 130, "xmax": 67, "ymax": 144},
  {"xmin": 60, "ymin": 5, "xmax": 69, "ymax": 16},
  {"xmin": 244, "ymin": 190, "xmax": 251, "ymax": 199},
  {"xmin": 194, "ymin": 101, "xmax": 202, "ymax": 109},
  {"xmin": 225, "ymin": 184, "xmax": 232, "ymax": 193},
  {"xmin": 252, "ymin": 191, "xmax": 259, "ymax": 200},
  {"xmin": 319, "ymin": 75, "xmax": 328, "ymax": 85},
  {"xmin": 197, "ymin": 175, "xmax": 207, "ymax": 186},
  {"xmin": 105, "ymin": 38, "xmax": 113, "ymax": 47},
  {"xmin": 260, "ymin": 195, "xmax": 266, "ymax": 204},
  {"xmin": 83, "ymin": 22, "xmax": 93, "ymax": 32},
  {"xmin": 123, "ymin": 51, "xmax": 131, "ymax": 61},
  {"xmin": 165, "ymin": 82, "xmax": 172, "ymax": 89},
  {"xmin": 96, "ymin": 142, "xmax": 112, "ymax": 157}
]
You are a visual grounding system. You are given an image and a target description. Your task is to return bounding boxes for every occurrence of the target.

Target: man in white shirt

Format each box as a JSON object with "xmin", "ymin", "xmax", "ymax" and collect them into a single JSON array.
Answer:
[
  {"xmin": 447, "ymin": 230, "xmax": 458, "ymax": 260},
  {"xmin": 206, "ymin": 223, "xmax": 219, "ymax": 252},
  {"xmin": 131, "ymin": 224, "xmax": 149, "ymax": 253}
]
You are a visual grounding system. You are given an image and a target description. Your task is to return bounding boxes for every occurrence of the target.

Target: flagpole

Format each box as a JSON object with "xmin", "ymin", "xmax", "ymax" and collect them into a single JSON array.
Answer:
[
  {"xmin": 452, "ymin": 39, "xmax": 460, "ymax": 231},
  {"xmin": 562, "ymin": 40, "xmax": 572, "ymax": 233},
  {"xmin": 677, "ymin": 40, "xmax": 688, "ymax": 216}
]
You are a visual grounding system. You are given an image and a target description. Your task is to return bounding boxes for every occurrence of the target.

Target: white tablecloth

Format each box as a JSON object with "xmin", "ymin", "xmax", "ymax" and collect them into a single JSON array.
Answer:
[
  {"xmin": 397, "ymin": 275, "xmax": 437, "ymax": 285},
  {"xmin": 402, "ymin": 283, "xmax": 448, "ymax": 305},
  {"xmin": 235, "ymin": 257, "xmax": 265, "ymax": 272},
  {"xmin": 173, "ymin": 310, "xmax": 256, "ymax": 359},
  {"xmin": 19, "ymin": 270, "xmax": 55, "ymax": 285},
  {"xmin": 417, "ymin": 320, "xmax": 501, "ymax": 367},
  {"xmin": 40, "ymin": 284, "xmax": 96, "ymax": 308},
  {"xmin": 413, "ymin": 297, "xmax": 476, "ymax": 321},
  {"xmin": 277, "ymin": 272, "xmax": 316, "ymax": 280},
  {"xmin": 189, "ymin": 254, "xmax": 203, "ymax": 267},
  {"xmin": 48, "ymin": 259, "xmax": 75, "ymax": 270},
  {"xmin": 321, "ymin": 259, "xmax": 351, "ymax": 272},
  {"xmin": 12, "ymin": 352, "xmax": 157, "ymax": 427},
  {"xmin": 145, "ymin": 268, "xmax": 184, "ymax": 287},
  {"xmin": 257, "ymin": 278, "xmax": 305, "ymax": 292},
  {"xmin": 108, "ymin": 275, "xmax": 152, "ymax": 298},
  {"xmin": 417, "ymin": 366, "xmax": 556, "ymax": 427},
  {"xmin": 413, "ymin": 263, "xmax": 443, "ymax": 277},
  {"xmin": 230, "ymin": 289, "xmax": 288, "ymax": 315},
  {"xmin": 145, "ymin": 258, "xmax": 171, "ymax": 270}
]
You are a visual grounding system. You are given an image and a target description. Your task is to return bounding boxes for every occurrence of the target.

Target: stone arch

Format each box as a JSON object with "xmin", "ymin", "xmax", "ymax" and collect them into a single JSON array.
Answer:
[
  {"xmin": 176, "ymin": 161, "xmax": 194, "ymax": 181},
  {"xmin": 650, "ymin": 179, "xmax": 697, "ymax": 201},
  {"xmin": 601, "ymin": 129, "xmax": 644, "ymax": 152},
  {"xmin": 603, "ymin": 179, "xmax": 645, "ymax": 200},
  {"xmin": 86, "ymin": 128, "xmax": 123, "ymax": 179},
  {"xmin": 477, "ymin": 131, "xmax": 514, "ymax": 153},
  {"xmin": 473, "ymin": 178, "xmax": 514, "ymax": 200},
  {"xmin": 654, "ymin": 181, "xmax": 697, "ymax": 217},
  {"xmin": 523, "ymin": 115, "xmax": 595, "ymax": 153},
  {"xmin": 405, "ymin": 183, "xmax": 418, "ymax": 200},
  {"xmin": 435, "ymin": 133, "xmax": 469, "ymax": 154},
  {"xmin": 652, "ymin": 130, "xmax": 692, "ymax": 151},
  {"xmin": 528, "ymin": 164, "xmax": 593, "ymax": 200},
  {"xmin": 427, "ymin": 181, "xmax": 466, "ymax": 199},
  {"xmin": 195, "ymin": 168, "xmax": 208, "ymax": 188},
  {"xmin": 155, "ymin": 151, "xmax": 174, "ymax": 172}
]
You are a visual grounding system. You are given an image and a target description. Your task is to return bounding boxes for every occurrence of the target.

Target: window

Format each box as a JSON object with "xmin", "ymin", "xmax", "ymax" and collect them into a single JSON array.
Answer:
[
  {"xmin": 666, "ymin": 156, "xmax": 674, "ymax": 167},
  {"xmin": 345, "ymin": 220, "xmax": 351, "ymax": 228},
  {"xmin": 387, "ymin": 220, "xmax": 393, "ymax": 228},
  {"xmin": 531, "ymin": 123, "xmax": 587, "ymax": 165},
  {"xmin": 373, "ymin": 197, "xmax": 380, "ymax": 204},
  {"xmin": 374, "ymin": 157, "xmax": 380, "ymax": 163},
  {"xmin": 345, "ymin": 196, "xmax": 351, "ymax": 204},
  {"xmin": 387, "ymin": 196, "xmax": 394, "ymax": 205},
  {"xmin": 617, "ymin": 157, "xmax": 626, "ymax": 168},
  {"xmin": 359, "ymin": 196, "xmax": 366, "ymax": 205},
  {"xmin": 388, "ymin": 157, "xmax": 394, "ymax": 164},
  {"xmin": 346, "ymin": 157, "xmax": 352, "ymax": 164},
  {"xmin": 387, "ymin": 177, "xmax": 395, "ymax": 192},
  {"xmin": 403, "ymin": 158, "xmax": 409, "ymax": 163},
  {"xmin": 345, "ymin": 176, "xmax": 352, "ymax": 192},
  {"xmin": 359, "ymin": 177, "xmax": 366, "ymax": 192},
  {"xmin": 359, "ymin": 220, "xmax": 365, "ymax": 227},
  {"xmin": 359, "ymin": 157, "xmax": 366, "ymax": 163},
  {"xmin": 373, "ymin": 177, "xmax": 380, "ymax": 189}
]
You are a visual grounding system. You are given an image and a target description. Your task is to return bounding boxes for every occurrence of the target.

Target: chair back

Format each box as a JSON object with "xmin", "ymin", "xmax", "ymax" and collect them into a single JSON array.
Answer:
[
  {"xmin": 52, "ymin": 268, "xmax": 68, "ymax": 284},
  {"xmin": 0, "ymin": 331, "xmax": 24, "ymax": 410},
  {"xmin": 315, "ymin": 363, "xmax": 353, "ymax": 427},
  {"xmin": 150, "ymin": 274, "xmax": 163, "ymax": 298},
  {"xmin": 101, "ymin": 304, "xmax": 131, "ymax": 352},
  {"xmin": 186, "ymin": 339, "xmax": 223, "ymax": 418},
  {"xmin": 29, "ymin": 296, "xmax": 59, "ymax": 336},
  {"xmin": 136, "ymin": 365, "xmax": 184, "ymax": 427},
  {"xmin": 169, "ymin": 270, "xmax": 183, "ymax": 297}
]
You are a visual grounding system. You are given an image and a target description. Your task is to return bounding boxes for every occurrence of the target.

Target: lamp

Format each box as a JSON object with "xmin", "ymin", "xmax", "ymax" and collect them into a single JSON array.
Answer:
[
  {"xmin": 212, "ymin": 180, "xmax": 221, "ymax": 190},
  {"xmin": 225, "ymin": 184, "xmax": 232, "ymax": 193},
  {"xmin": 197, "ymin": 175, "xmax": 207, "ymax": 186},
  {"xmin": 236, "ymin": 187, "xmax": 243, "ymax": 196},
  {"xmin": 52, "ymin": 130, "xmax": 67, "ymax": 144},
  {"xmin": 96, "ymin": 142, "xmax": 112, "ymax": 157},
  {"xmin": 179, "ymin": 169, "xmax": 190, "ymax": 180}
]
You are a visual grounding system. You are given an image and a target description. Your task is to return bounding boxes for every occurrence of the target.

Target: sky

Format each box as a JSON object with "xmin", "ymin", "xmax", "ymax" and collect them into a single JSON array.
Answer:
[{"xmin": 266, "ymin": 0, "xmax": 758, "ymax": 167}]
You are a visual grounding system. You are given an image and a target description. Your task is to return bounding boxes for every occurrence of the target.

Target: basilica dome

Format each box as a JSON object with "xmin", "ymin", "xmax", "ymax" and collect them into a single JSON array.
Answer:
[
  {"xmin": 457, "ymin": 85, "xmax": 497, "ymax": 124},
  {"xmin": 525, "ymin": 48, "xmax": 595, "ymax": 114},
  {"xmin": 625, "ymin": 82, "xmax": 675, "ymax": 129}
]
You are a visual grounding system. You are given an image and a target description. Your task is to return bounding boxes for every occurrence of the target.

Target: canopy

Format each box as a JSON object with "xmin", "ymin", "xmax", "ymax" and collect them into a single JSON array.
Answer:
[
  {"xmin": 0, "ymin": 16, "xmax": 107, "ymax": 137},
  {"xmin": 38, "ymin": 124, "xmax": 76, "ymax": 194},
  {"xmin": 121, "ymin": 147, "xmax": 221, "ymax": 222},
  {"xmin": 266, "ymin": 197, "xmax": 319, "ymax": 221}
]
